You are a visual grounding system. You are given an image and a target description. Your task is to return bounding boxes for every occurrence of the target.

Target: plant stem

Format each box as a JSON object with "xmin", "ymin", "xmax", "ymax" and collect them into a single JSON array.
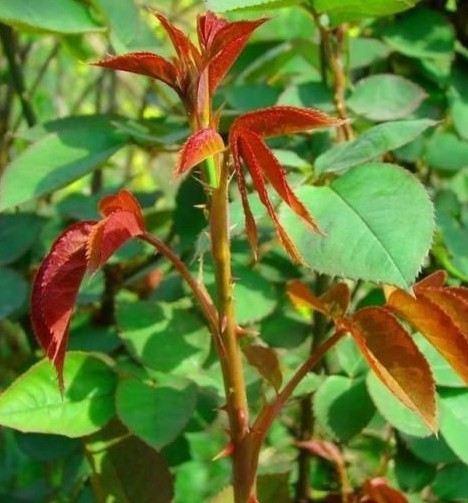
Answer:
[
  {"xmin": 0, "ymin": 23, "xmax": 37, "ymax": 127},
  {"xmin": 209, "ymin": 155, "xmax": 252, "ymax": 503}
]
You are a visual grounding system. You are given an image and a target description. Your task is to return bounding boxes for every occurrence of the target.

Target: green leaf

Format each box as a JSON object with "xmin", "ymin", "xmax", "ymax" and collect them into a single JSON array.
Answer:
[
  {"xmin": 349, "ymin": 38, "xmax": 392, "ymax": 70},
  {"xmin": 312, "ymin": 0, "xmax": 420, "ymax": 26},
  {"xmin": 116, "ymin": 378, "xmax": 197, "ymax": 450},
  {"xmin": 433, "ymin": 464, "xmax": 468, "ymax": 501},
  {"xmin": 451, "ymin": 98, "xmax": 468, "ymax": 141},
  {"xmin": 0, "ymin": 117, "xmax": 129, "ymax": 210},
  {"xmin": 401, "ymin": 433, "xmax": 458, "ymax": 464},
  {"xmin": 0, "ymin": 353, "xmax": 116, "ymax": 437},
  {"xmin": 439, "ymin": 388, "xmax": 468, "ymax": 465},
  {"xmin": 225, "ymin": 85, "xmax": 281, "ymax": 111},
  {"xmin": 0, "ymin": 0, "xmax": 105, "ymax": 34},
  {"xmin": 85, "ymin": 421, "xmax": 174, "ymax": 503},
  {"xmin": 315, "ymin": 120, "xmax": 437, "ymax": 175},
  {"xmin": 314, "ymin": 375, "xmax": 375, "ymax": 442},
  {"xmin": 257, "ymin": 472, "xmax": 291, "ymax": 503},
  {"xmin": 116, "ymin": 301, "xmax": 209, "ymax": 375},
  {"xmin": 348, "ymin": 74, "xmax": 426, "ymax": 121},
  {"xmin": 333, "ymin": 334, "xmax": 367, "ymax": 377},
  {"xmin": 383, "ymin": 8, "xmax": 455, "ymax": 60},
  {"xmin": 278, "ymin": 81, "xmax": 334, "ymax": 113},
  {"xmin": 426, "ymin": 133, "xmax": 468, "ymax": 173},
  {"xmin": 205, "ymin": 0, "xmax": 301, "ymax": 11},
  {"xmin": 15, "ymin": 432, "xmax": 78, "ymax": 461},
  {"xmin": 395, "ymin": 442, "xmax": 436, "ymax": 492},
  {"xmin": 0, "ymin": 268, "xmax": 27, "ymax": 319},
  {"xmin": 0, "ymin": 214, "xmax": 43, "ymax": 265},
  {"xmin": 366, "ymin": 372, "xmax": 432, "ymax": 437},
  {"xmin": 280, "ymin": 163, "xmax": 434, "ymax": 289}
]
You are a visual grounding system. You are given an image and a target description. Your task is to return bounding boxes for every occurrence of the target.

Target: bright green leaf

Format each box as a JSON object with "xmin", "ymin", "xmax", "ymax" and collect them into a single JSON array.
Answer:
[
  {"xmin": 315, "ymin": 120, "xmax": 437, "ymax": 175},
  {"xmin": 280, "ymin": 163, "xmax": 434, "ymax": 289},
  {"xmin": 205, "ymin": 0, "xmax": 301, "ymax": 12},
  {"xmin": 439, "ymin": 388, "xmax": 468, "ymax": 465},
  {"xmin": 116, "ymin": 378, "xmax": 197, "ymax": 450},
  {"xmin": 333, "ymin": 335, "xmax": 367, "ymax": 377},
  {"xmin": 366, "ymin": 372, "xmax": 432, "ymax": 437},
  {"xmin": 0, "ymin": 0, "xmax": 105, "ymax": 34},
  {"xmin": 0, "ymin": 117, "xmax": 128, "ymax": 210},
  {"xmin": 348, "ymin": 74, "xmax": 426, "ymax": 121},
  {"xmin": 0, "ymin": 353, "xmax": 116, "ymax": 437}
]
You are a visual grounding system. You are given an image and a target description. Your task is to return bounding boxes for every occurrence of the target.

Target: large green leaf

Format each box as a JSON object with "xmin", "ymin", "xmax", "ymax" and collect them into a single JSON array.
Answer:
[
  {"xmin": 85, "ymin": 421, "xmax": 174, "ymax": 503},
  {"xmin": 116, "ymin": 378, "xmax": 197, "ymax": 450},
  {"xmin": 401, "ymin": 433, "xmax": 458, "ymax": 464},
  {"xmin": 348, "ymin": 75, "xmax": 426, "ymax": 121},
  {"xmin": 395, "ymin": 442, "xmax": 436, "ymax": 492},
  {"xmin": 313, "ymin": 0, "xmax": 420, "ymax": 26},
  {"xmin": 439, "ymin": 388, "xmax": 468, "ymax": 465},
  {"xmin": 0, "ymin": 268, "xmax": 27, "ymax": 319},
  {"xmin": 0, "ymin": 353, "xmax": 116, "ymax": 437},
  {"xmin": 0, "ymin": 116, "xmax": 129, "ymax": 210},
  {"xmin": 349, "ymin": 38, "xmax": 391, "ymax": 70},
  {"xmin": 205, "ymin": 0, "xmax": 301, "ymax": 11},
  {"xmin": 0, "ymin": 214, "xmax": 43, "ymax": 265},
  {"xmin": 116, "ymin": 301, "xmax": 209, "ymax": 375},
  {"xmin": 433, "ymin": 464, "xmax": 468, "ymax": 501},
  {"xmin": 315, "ymin": 120, "xmax": 436, "ymax": 175},
  {"xmin": 0, "ymin": 0, "xmax": 105, "ymax": 34},
  {"xmin": 366, "ymin": 372, "xmax": 432, "ymax": 437},
  {"xmin": 314, "ymin": 375, "xmax": 375, "ymax": 441},
  {"xmin": 280, "ymin": 163, "xmax": 434, "ymax": 289}
]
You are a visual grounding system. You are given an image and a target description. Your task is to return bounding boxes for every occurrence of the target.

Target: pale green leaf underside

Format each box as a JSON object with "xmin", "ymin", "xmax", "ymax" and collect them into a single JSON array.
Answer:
[
  {"xmin": 0, "ymin": 353, "xmax": 116, "ymax": 437},
  {"xmin": 280, "ymin": 163, "xmax": 434, "ymax": 289},
  {"xmin": 0, "ymin": 0, "xmax": 105, "ymax": 34}
]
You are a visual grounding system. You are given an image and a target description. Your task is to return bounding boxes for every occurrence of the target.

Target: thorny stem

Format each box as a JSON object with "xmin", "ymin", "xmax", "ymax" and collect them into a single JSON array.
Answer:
[
  {"xmin": 208, "ymin": 154, "xmax": 252, "ymax": 503},
  {"xmin": 0, "ymin": 24, "xmax": 37, "ymax": 127},
  {"xmin": 307, "ymin": 8, "xmax": 353, "ymax": 141}
]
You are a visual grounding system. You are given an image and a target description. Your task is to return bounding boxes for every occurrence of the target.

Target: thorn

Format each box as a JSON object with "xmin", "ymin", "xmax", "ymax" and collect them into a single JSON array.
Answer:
[
  {"xmin": 212, "ymin": 442, "xmax": 234, "ymax": 461},
  {"xmin": 236, "ymin": 325, "xmax": 259, "ymax": 338}
]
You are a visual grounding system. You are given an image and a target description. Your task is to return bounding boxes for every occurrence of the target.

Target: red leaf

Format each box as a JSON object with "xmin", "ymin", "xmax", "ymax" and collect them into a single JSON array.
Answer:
[
  {"xmin": 93, "ymin": 52, "xmax": 179, "ymax": 92},
  {"xmin": 287, "ymin": 280, "xmax": 328, "ymax": 315},
  {"xmin": 231, "ymin": 106, "xmax": 342, "ymax": 139},
  {"xmin": 175, "ymin": 128, "xmax": 225, "ymax": 176},
  {"xmin": 236, "ymin": 132, "xmax": 303, "ymax": 262},
  {"xmin": 205, "ymin": 18, "xmax": 267, "ymax": 93},
  {"xmin": 414, "ymin": 270, "xmax": 446, "ymax": 289},
  {"xmin": 363, "ymin": 478, "xmax": 409, "ymax": 503},
  {"xmin": 243, "ymin": 343, "xmax": 282, "ymax": 392},
  {"xmin": 321, "ymin": 283, "xmax": 350, "ymax": 319},
  {"xmin": 99, "ymin": 189, "xmax": 144, "ymax": 227},
  {"xmin": 387, "ymin": 287, "xmax": 468, "ymax": 384},
  {"xmin": 197, "ymin": 11, "xmax": 228, "ymax": 50},
  {"xmin": 350, "ymin": 307, "xmax": 437, "ymax": 432},
  {"xmin": 297, "ymin": 440, "xmax": 344, "ymax": 468},
  {"xmin": 31, "ymin": 222, "xmax": 95, "ymax": 390}
]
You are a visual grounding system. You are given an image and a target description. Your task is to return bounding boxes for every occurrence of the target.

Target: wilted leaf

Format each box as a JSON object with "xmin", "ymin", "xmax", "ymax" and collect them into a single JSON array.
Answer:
[{"xmin": 350, "ymin": 307, "xmax": 437, "ymax": 432}]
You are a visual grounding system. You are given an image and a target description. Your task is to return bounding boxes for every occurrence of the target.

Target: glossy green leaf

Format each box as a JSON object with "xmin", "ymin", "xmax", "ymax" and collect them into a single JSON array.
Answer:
[
  {"xmin": 0, "ymin": 118, "xmax": 128, "ymax": 210},
  {"xmin": 315, "ymin": 120, "xmax": 436, "ymax": 175},
  {"xmin": 366, "ymin": 372, "xmax": 432, "ymax": 437},
  {"xmin": 280, "ymin": 163, "xmax": 434, "ymax": 289},
  {"xmin": 313, "ymin": 0, "xmax": 420, "ymax": 26},
  {"xmin": 116, "ymin": 301, "xmax": 209, "ymax": 375},
  {"xmin": 205, "ymin": 0, "xmax": 301, "ymax": 11},
  {"xmin": 85, "ymin": 421, "xmax": 174, "ymax": 503},
  {"xmin": 0, "ymin": 214, "xmax": 43, "ymax": 265},
  {"xmin": 383, "ymin": 8, "xmax": 455, "ymax": 60},
  {"xmin": 0, "ymin": 268, "xmax": 27, "ymax": 319},
  {"xmin": 0, "ymin": 0, "xmax": 105, "ymax": 34},
  {"xmin": 116, "ymin": 378, "xmax": 197, "ymax": 450},
  {"xmin": 349, "ymin": 38, "xmax": 391, "ymax": 69},
  {"xmin": 439, "ymin": 388, "xmax": 468, "ymax": 465},
  {"xmin": 348, "ymin": 74, "xmax": 426, "ymax": 121},
  {"xmin": 401, "ymin": 433, "xmax": 458, "ymax": 464},
  {"xmin": 0, "ymin": 352, "xmax": 116, "ymax": 437},
  {"xmin": 426, "ymin": 133, "xmax": 468, "ymax": 173},
  {"xmin": 314, "ymin": 376, "xmax": 375, "ymax": 442},
  {"xmin": 433, "ymin": 464, "xmax": 468, "ymax": 500}
]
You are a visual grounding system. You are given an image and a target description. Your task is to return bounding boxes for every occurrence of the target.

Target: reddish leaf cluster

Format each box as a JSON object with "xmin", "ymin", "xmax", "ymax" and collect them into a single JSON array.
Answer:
[
  {"xmin": 94, "ymin": 11, "xmax": 265, "ymax": 122},
  {"xmin": 287, "ymin": 271, "xmax": 468, "ymax": 432},
  {"xmin": 31, "ymin": 190, "xmax": 145, "ymax": 389}
]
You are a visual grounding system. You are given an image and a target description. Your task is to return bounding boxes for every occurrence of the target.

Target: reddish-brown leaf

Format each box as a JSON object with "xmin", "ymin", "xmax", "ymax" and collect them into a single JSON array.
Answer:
[
  {"xmin": 349, "ymin": 307, "xmax": 437, "ymax": 432},
  {"xmin": 93, "ymin": 52, "xmax": 179, "ymax": 92},
  {"xmin": 387, "ymin": 288, "xmax": 468, "ymax": 384},
  {"xmin": 231, "ymin": 106, "xmax": 342, "ymax": 140},
  {"xmin": 99, "ymin": 189, "xmax": 144, "ymax": 227},
  {"xmin": 363, "ymin": 478, "xmax": 408, "ymax": 503},
  {"xmin": 206, "ymin": 18, "xmax": 267, "ymax": 93},
  {"xmin": 236, "ymin": 132, "xmax": 303, "ymax": 262},
  {"xmin": 175, "ymin": 128, "xmax": 225, "ymax": 176},
  {"xmin": 286, "ymin": 280, "xmax": 328, "ymax": 315},
  {"xmin": 31, "ymin": 222, "xmax": 95, "ymax": 390},
  {"xmin": 297, "ymin": 440, "xmax": 344, "ymax": 467},
  {"xmin": 243, "ymin": 343, "xmax": 282, "ymax": 392},
  {"xmin": 197, "ymin": 11, "xmax": 228, "ymax": 50},
  {"xmin": 414, "ymin": 270, "xmax": 446, "ymax": 289},
  {"xmin": 321, "ymin": 283, "xmax": 350, "ymax": 319}
]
